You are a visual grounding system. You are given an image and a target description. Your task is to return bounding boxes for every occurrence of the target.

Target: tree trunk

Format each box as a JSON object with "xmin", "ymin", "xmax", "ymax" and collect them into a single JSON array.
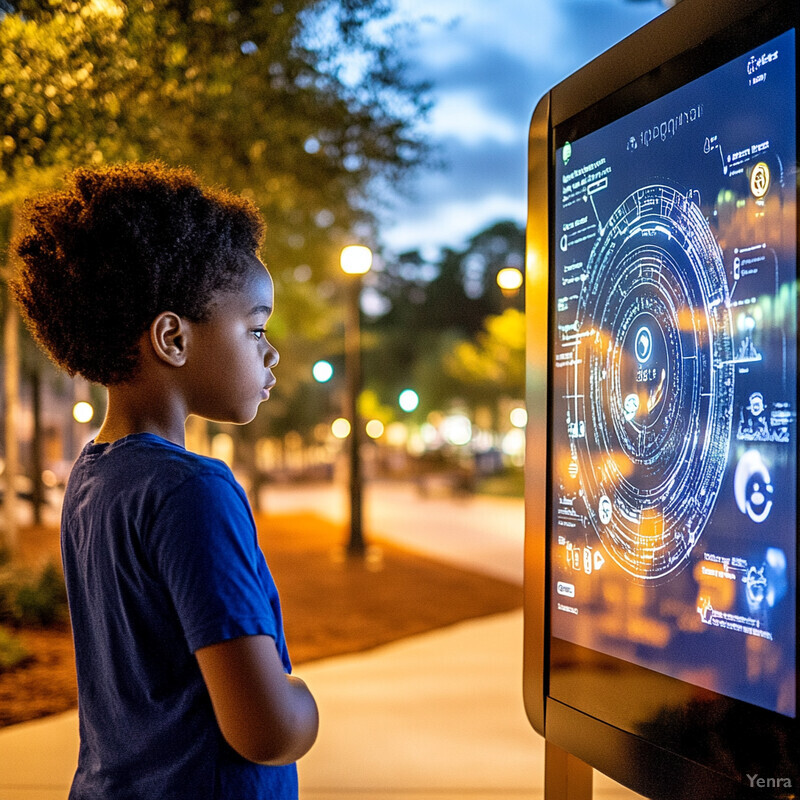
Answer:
[
  {"xmin": 31, "ymin": 365, "xmax": 44, "ymax": 525},
  {"xmin": 2, "ymin": 204, "xmax": 22, "ymax": 555},
  {"xmin": 3, "ymin": 282, "xmax": 20, "ymax": 554}
]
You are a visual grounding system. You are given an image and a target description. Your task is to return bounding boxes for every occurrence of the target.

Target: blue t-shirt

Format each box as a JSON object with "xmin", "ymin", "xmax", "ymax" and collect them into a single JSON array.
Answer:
[{"xmin": 61, "ymin": 433, "xmax": 297, "ymax": 799}]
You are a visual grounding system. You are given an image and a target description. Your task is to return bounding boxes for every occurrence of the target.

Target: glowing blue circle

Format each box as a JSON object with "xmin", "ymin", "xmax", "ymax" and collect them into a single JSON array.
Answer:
[
  {"xmin": 399, "ymin": 389, "xmax": 419, "ymax": 412},
  {"xmin": 312, "ymin": 360, "xmax": 334, "ymax": 383}
]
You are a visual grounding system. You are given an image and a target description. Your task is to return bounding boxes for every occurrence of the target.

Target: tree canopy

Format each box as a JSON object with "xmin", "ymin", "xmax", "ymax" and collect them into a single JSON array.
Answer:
[
  {"xmin": 0, "ymin": 0, "xmax": 433, "ymax": 423},
  {"xmin": 1, "ymin": 2, "xmax": 524, "ymax": 456},
  {"xmin": 355, "ymin": 220, "xmax": 525, "ymax": 419}
]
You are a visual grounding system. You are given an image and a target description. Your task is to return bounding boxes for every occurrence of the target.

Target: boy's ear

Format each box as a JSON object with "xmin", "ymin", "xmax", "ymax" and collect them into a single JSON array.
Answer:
[{"xmin": 149, "ymin": 312, "xmax": 189, "ymax": 367}]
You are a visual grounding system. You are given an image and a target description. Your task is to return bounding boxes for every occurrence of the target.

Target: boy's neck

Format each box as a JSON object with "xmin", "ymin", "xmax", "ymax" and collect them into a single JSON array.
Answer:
[
  {"xmin": 94, "ymin": 421, "xmax": 186, "ymax": 448},
  {"xmin": 95, "ymin": 384, "xmax": 188, "ymax": 448}
]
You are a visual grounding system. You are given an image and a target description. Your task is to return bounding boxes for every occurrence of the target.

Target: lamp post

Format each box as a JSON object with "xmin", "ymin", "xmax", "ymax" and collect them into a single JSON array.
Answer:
[{"xmin": 340, "ymin": 244, "xmax": 372, "ymax": 557}]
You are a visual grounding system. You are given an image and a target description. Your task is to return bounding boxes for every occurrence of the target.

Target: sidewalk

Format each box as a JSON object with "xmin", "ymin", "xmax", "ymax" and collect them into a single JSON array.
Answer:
[
  {"xmin": 0, "ymin": 611, "xmax": 643, "ymax": 800},
  {"xmin": 0, "ymin": 484, "xmax": 645, "ymax": 799},
  {"xmin": 260, "ymin": 479, "xmax": 526, "ymax": 584}
]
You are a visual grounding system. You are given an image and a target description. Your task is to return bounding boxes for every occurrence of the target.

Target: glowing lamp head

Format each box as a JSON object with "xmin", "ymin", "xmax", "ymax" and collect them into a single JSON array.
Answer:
[
  {"xmin": 340, "ymin": 245, "xmax": 373, "ymax": 275},
  {"xmin": 497, "ymin": 267, "xmax": 523, "ymax": 292},
  {"xmin": 73, "ymin": 401, "xmax": 94, "ymax": 423}
]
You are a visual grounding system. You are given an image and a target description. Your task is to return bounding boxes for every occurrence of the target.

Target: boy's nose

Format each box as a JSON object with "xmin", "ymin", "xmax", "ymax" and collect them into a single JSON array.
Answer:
[{"xmin": 265, "ymin": 344, "xmax": 279, "ymax": 369}]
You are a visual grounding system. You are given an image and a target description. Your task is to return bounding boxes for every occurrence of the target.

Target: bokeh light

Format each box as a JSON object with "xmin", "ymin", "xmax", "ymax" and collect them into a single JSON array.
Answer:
[
  {"xmin": 398, "ymin": 389, "xmax": 420, "ymax": 412},
  {"xmin": 442, "ymin": 414, "xmax": 472, "ymax": 446},
  {"xmin": 72, "ymin": 401, "xmax": 94, "ymax": 423},
  {"xmin": 365, "ymin": 419, "xmax": 385, "ymax": 439},
  {"xmin": 510, "ymin": 407, "xmax": 528, "ymax": 428},
  {"xmin": 312, "ymin": 360, "xmax": 334, "ymax": 383},
  {"xmin": 385, "ymin": 422, "xmax": 408, "ymax": 447},
  {"xmin": 331, "ymin": 418, "xmax": 352, "ymax": 439}
]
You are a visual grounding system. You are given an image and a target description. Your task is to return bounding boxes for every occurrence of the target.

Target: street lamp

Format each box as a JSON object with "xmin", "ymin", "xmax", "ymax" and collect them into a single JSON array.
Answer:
[
  {"xmin": 340, "ymin": 244, "xmax": 372, "ymax": 556},
  {"xmin": 497, "ymin": 266, "xmax": 523, "ymax": 297}
]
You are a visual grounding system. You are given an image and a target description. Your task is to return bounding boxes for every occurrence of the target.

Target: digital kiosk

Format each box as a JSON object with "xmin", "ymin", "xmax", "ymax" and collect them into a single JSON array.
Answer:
[{"xmin": 524, "ymin": 0, "xmax": 798, "ymax": 797}]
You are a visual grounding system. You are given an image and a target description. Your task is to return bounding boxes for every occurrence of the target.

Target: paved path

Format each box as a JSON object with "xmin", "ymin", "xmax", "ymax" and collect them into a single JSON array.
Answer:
[
  {"xmin": 0, "ymin": 611, "xmax": 643, "ymax": 800},
  {"xmin": 260, "ymin": 480, "xmax": 525, "ymax": 584},
  {"xmin": 0, "ymin": 482, "xmax": 645, "ymax": 800}
]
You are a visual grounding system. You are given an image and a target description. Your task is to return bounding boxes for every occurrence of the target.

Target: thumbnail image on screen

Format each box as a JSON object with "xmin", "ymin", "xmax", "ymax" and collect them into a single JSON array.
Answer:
[{"xmin": 550, "ymin": 28, "xmax": 797, "ymax": 717}]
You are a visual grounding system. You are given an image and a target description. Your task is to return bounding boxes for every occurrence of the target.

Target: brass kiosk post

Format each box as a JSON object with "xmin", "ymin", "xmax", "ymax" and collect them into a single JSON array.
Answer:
[{"xmin": 545, "ymin": 741, "xmax": 593, "ymax": 800}]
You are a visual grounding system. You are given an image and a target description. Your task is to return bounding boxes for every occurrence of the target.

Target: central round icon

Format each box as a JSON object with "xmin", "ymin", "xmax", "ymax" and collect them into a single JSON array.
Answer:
[{"xmin": 634, "ymin": 325, "xmax": 653, "ymax": 363}]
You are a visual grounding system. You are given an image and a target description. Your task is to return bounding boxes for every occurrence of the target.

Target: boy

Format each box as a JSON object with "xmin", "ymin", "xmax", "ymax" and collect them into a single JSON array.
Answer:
[{"xmin": 11, "ymin": 162, "xmax": 318, "ymax": 799}]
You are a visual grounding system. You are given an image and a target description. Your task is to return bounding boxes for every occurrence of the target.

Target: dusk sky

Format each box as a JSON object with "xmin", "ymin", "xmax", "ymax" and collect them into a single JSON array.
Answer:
[{"xmin": 376, "ymin": 0, "xmax": 666, "ymax": 258}]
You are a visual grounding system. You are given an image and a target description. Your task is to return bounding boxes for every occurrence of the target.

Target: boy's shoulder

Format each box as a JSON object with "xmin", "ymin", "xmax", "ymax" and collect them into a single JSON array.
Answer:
[{"xmin": 75, "ymin": 432, "xmax": 238, "ymax": 499}]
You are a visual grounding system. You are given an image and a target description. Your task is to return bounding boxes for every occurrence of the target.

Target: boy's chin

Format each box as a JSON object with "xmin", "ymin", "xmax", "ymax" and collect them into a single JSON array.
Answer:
[
  {"xmin": 235, "ymin": 407, "xmax": 261, "ymax": 425},
  {"xmin": 206, "ymin": 405, "xmax": 262, "ymax": 426}
]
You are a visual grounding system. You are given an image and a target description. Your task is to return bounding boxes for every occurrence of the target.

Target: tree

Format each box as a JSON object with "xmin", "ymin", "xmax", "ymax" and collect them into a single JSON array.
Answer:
[
  {"xmin": 1, "ymin": 0, "xmax": 431, "ymax": 312},
  {"xmin": 1, "ymin": 0, "xmax": 432, "ymax": 342},
  {"xmin": 444, "ymin": 308, "xmax": 525, "ymax": 406},
  {"xmin": 351, "ymin": 219, "xmax": 524, "ymax": 422},
  {"xmin": 1, "ymin": 0, "xmax": 432, "ymax": 343},
  {"xmin": 0, "ymin": 0, "xmax": 433, "ymax": 531}
]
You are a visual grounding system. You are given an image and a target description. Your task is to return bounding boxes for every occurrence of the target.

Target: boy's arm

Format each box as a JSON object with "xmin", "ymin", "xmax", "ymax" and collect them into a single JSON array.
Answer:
[{"xmin": 196, "ymin": 634, "xmax": 319, "ymax": 765}]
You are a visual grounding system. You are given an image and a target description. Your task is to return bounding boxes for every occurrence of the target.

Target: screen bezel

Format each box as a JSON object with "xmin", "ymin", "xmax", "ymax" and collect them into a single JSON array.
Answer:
[{"xmin": 524, "ymin": 0, "xmax": 799, "ymax": 796}]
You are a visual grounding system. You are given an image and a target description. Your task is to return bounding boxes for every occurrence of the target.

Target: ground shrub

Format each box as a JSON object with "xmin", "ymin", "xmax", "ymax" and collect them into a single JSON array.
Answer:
[
  {"xmin": 0, "ymin": 626, "xmax": 31, "ymax": 672},
  {"xmin": 0, "ymin": 561, "xmax": 68, "ymax": 628}
]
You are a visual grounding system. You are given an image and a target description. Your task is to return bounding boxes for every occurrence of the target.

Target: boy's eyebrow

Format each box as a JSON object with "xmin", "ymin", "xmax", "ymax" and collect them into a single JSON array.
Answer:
[{"xmin": 249, "ymin": 305, "xmax": 272, "ymax": 316}]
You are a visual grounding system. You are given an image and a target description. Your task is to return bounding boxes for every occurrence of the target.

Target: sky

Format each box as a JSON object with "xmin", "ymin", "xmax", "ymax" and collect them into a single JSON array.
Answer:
[{"xmin": 376, "ymin": 0, "xmax": 665, "ymax": 258}]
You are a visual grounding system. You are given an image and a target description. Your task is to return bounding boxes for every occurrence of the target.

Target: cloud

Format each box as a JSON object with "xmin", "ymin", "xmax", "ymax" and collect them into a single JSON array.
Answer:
[
  {"xmin": 556, "ymin": 0, "xmax": 664, "ymax": 67},
  {"xmin": 402, "ymin": 1, "xmax": 572, "ymax": 144},
  {"xmin": 427, "ymin": 139, "xmax": 527, "ymax": 202},
  {"xmin": 427, "ymin": 92, "xmax": 519, "ymax": 146},
  {"xmin": 399, "ymin": 0, "xmax": 568, "ymax": 71},
  {"xmin": 425, "ymin": 43, "xmax": 564, "ymax": 129},
  {"xmin": 379, "ymin": 139, "xmax": 528, "ymax": 259},
  {"xmin": 380, "ymin": 0, "xmax": 663, "ymax": 254},
  {"xmin": 381, "ymin": 192, "xmax": 525, "ymax": 257}
]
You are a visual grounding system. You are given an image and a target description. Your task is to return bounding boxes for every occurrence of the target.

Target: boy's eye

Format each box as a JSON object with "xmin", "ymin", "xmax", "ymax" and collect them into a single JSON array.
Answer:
[{"xmin": 252, "ymin": 328, "xmax": 267, "ymax": 340}]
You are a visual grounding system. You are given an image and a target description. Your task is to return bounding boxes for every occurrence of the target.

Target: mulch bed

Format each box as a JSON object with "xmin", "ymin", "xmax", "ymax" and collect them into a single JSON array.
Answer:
[
  {"xmin": 0, "ymin": 627, "xmax": 76, "ymax": 727},
  {"xmin": 0, "ymin": 512, "xmax": 522, "ymax": 727}
]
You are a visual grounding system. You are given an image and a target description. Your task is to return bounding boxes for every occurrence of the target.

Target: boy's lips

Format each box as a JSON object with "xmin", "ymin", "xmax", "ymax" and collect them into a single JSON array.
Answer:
[{"xmin": 261, "ymin": 377, "xmax": 277, "ymax": 398}]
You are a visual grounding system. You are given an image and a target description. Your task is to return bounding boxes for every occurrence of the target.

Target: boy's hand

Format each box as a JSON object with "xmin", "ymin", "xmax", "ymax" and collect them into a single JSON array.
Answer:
[{"xmin": 196, "ymin": 635, "xmax": 318, "ymax": 765}]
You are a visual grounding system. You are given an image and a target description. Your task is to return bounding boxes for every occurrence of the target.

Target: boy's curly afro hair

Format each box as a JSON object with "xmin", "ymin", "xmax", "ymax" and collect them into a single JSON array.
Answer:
[{"xmin": 11, "ymin": 162, "xmax": 265, "ymax": 385}]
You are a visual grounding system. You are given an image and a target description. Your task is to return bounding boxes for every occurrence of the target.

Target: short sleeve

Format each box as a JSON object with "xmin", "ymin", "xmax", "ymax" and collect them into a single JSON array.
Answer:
[{"xmin": 149, "ymin": 472, "xmax": 279, "ymax": 654}]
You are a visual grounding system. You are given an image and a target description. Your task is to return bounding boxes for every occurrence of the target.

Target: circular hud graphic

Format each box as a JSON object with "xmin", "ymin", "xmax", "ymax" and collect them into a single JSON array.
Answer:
[{"xmin": 570, "ymin": 185, "xmax": 734, "ymax": 581}]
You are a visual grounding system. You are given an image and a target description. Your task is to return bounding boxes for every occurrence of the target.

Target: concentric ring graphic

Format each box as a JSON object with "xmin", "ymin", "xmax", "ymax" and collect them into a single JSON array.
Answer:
[{"xmin": 566, "ymin": 185, "xmax": 735, "ymax": 582}]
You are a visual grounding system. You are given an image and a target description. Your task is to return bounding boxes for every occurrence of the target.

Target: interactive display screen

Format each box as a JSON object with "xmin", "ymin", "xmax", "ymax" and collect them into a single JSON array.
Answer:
[{"xmin": 550, "ymin": 28, "xmax": 797, "ymax": 717}]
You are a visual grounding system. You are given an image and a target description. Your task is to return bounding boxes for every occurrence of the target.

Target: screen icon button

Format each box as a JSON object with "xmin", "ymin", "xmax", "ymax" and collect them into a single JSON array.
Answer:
[{"xmin": 557, "ymin": 581, "xmax": 576, "ymax": 597}]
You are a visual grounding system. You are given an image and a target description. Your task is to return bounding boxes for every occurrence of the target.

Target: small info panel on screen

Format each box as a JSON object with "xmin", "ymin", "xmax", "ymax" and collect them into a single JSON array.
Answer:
[{"xmin": 551, "ymin": 29, "xmax": 797, "ymax": 717}]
